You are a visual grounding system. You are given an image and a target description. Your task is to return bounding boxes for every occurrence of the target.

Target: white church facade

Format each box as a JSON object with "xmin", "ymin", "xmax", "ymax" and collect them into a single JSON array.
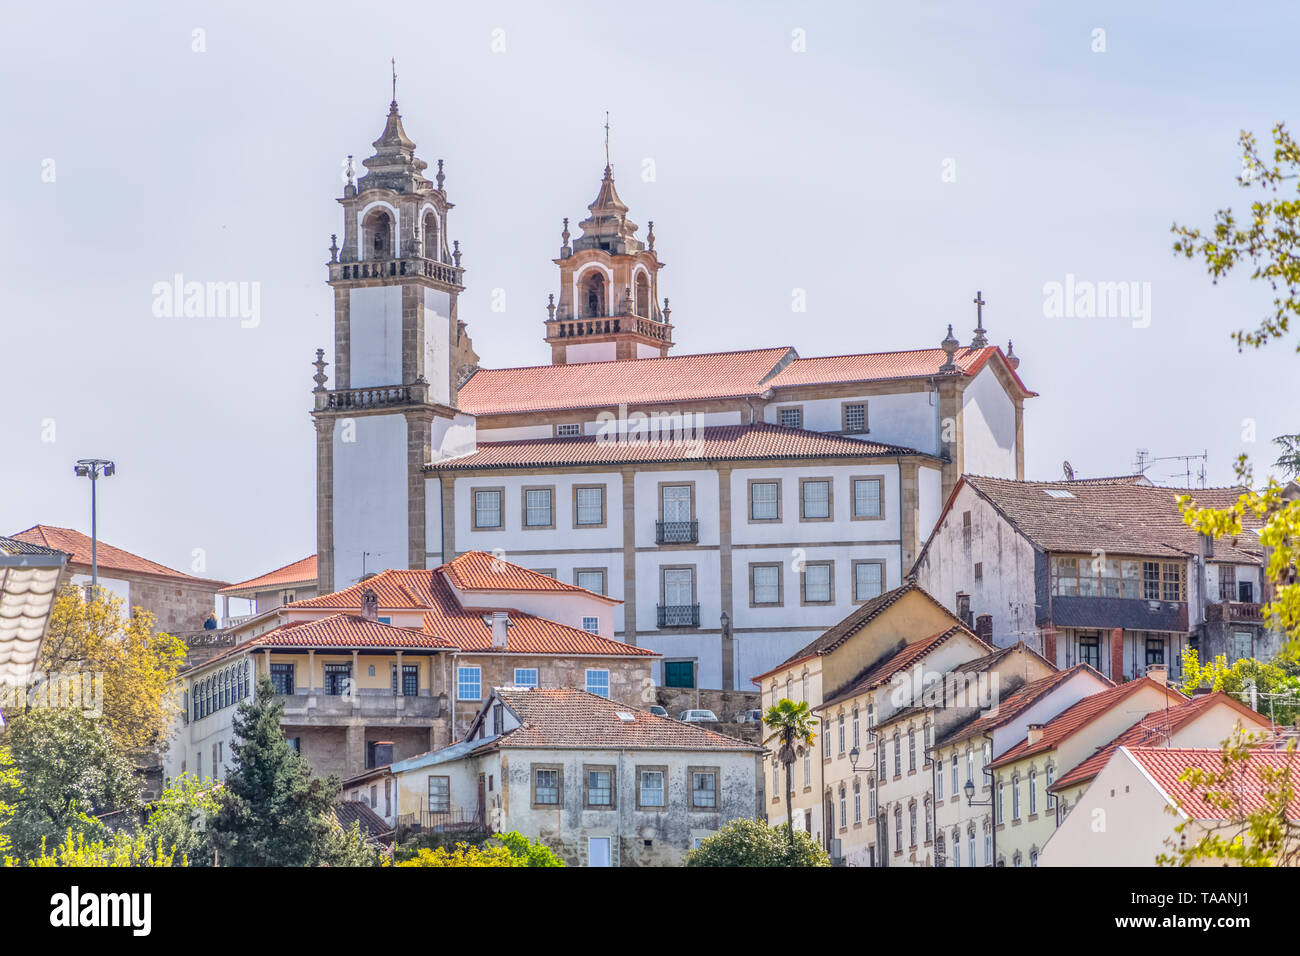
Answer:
[{"xmin": 309, "ymin": 98, "xmax": 1036, "ymax": 692}]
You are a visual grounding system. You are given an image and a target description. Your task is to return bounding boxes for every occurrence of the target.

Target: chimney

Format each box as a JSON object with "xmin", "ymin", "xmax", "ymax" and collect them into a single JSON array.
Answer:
[
  {"xmin": 491, "ymin": 611, "xmax": 510, "ymax": 648},
  {"xmin": 361, "ymin": 587, "xmax": 379, "ymax": 622},
  {"xmin": 975, "ymin": 614, "xmax": 993, "ymax": 643},
  {"xmin": 1026, "ymin": 723, "xmax": 1046, "ymax": 746},
  {"xmin": 1146, "ymin": 664, "xmax": 1168, "ymax": 687}
]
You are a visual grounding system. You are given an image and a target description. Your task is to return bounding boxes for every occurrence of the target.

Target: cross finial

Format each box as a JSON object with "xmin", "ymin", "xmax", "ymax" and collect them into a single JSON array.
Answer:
[
  {"xmin": 604, "ymin": 111, "xmax": 611, "ymax": 169},
  {"xmin": 391, "ymin": 58, "xmax": 397, "ymax": 103},
  {"xmin": 971, "ymin": 290, "xmax": 989, "ymax": 347}
]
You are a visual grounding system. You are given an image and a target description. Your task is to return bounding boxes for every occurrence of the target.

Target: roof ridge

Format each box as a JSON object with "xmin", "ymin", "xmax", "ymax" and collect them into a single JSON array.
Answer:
[{"xmin": 470, "ymin": 345, "xmax": 793, "ymax": 375}]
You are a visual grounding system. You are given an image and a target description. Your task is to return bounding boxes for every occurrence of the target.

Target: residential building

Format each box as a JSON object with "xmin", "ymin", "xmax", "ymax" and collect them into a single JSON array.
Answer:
[
  {"xmin": 10, "ymin": 525, "xmax": 226, "ymax": 636},
  {"xmin": 308, "ymin": 97, "xmax": 1038, "ymax": 692},
  {"xmin": 217, "ymin": 553, "xmax": 318, "ymax": 622},
  {"xmin": 341, "ymin": 764, "xmax": 397, "ymax": 829},
  {"xmin": 911, "ymin": 475, "xmax": 1280, "ymax": 681},
  {"xmin": 389, "ymin": 686, "xmax": 763, "ymax": 866},
  {"xmin": 0, "ymin": 535, "xmax": 68, "ymax": 688},
  {"xmin": 162, "ymin": 551, "xmax": 656, "ymax": 783},
  {"xmin": 987, "ymin": 673, "xmax": 1188, "ymax": 867},
  {"xmin": 932, "ymin": 663, "xmax": 1112, "ymax": 867},
  {"xmin": 1039, "ymin": 745, "xmax": 1300, "ymax": 866}
]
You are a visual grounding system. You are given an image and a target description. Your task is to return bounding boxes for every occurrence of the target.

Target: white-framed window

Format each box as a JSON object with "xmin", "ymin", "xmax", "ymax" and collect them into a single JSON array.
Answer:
[
  {"xmin": 586, "ymin": 669, "xmax": 610, "ymax": 697},
  {"xmin": 854, "ymin": 560, "xmax": 885, "ymax": 601},
  {"xmin": 838, "ymin": 714, "xmax": 845, "ymax": 754},
  {"xmin": 587, "ymin": 769, "xmax": 612, "ymax": 807},
  {"xmin": 1029, "ymin": 770, "xmax": 1038, "ymax": 815},
  {"xmin": 575, "ymin": 486, "xmax": 604, "ymax": 525},
  {"xmin": 1013, "ymin": 777, "xmax": 1022, "ymax": 819},
  {"xmin": 853, "ymin": 778, "xmax": 861, "ymax": 823},
  {"xmin": 968, "ymin": 827, "xmax": 976, "ymax": 866},
  {"xmin": 951, "ymin": 754, "xmax": 958, "ymax": 794},
  {"xmin": 513, "ymin": 668, "xmax": 539, "ymax": 688},
  {"xmin": 852, "ymin": 477, "xmax": 883, "ymax": 518},
  {"xmin": 556, "ymin": 423, "xmax": 581, "ymax": 437},
  {"xmin": 692, "ymin": 771, "xmax": 717, "ymax": 808},
  {"xmin": 843, "ymin": 402, "xmax": 867, "ymax": 434},
  {"xmin": 582, "ymin": 616, "xmax": 600, "ymax": 634},
  {"xmin": 473, "ymin": 489, "xmax": 503, "ymax": 529},
  {"xmin": 802, "ymin": 562, "xmax": 833, "ymax": 603},
  {"xmin": 803, "ymin": 747, "xmax": 811, "ymax": 787},
  {"xmin": 457, "ymin": 666, "xmax": 481, "ymax": 701},
  {"xmin": 778, "ymin": 406, "xmax": 803, "ymax": 429},
  {"xmin": 984, "ymin": 823, "xmax": 991, "ymax": 864},
  {"xmin": 575, "ymin": 568, "xmax": 606, "ymax": 595},
  {"xmin": 524, "ymin": 487, "xmax": 554, "ymax": 527},
  {"xmin": 937, "ymin": 757, "xmax": 944, "ymax": 800},
  {"xmin": 952, "ymin": 829, "xmax": 961, "ymax": 867},
  {"xmin": 750, "ymin": 480, "xmax": 780, "ymax": 521},
  {"xmin": 428, "ymin": 775, "xmax": 450, "ymax": 812},
  {"xmin": 997, "ymin": 782, "xmax": 1005, "ymax": 822},
  {"xmin": 800, "ymin": 479, "xmax": 831, "ymax": 519},
  {"xmin": 1046, "ymin": 765, "xmax": 1056, "ymax": 809},
  {"xmin": 852, "ymin": 707, "xmax": 860, "ymax": 749},
  {"xmin": 839, "ymin": 784, "xmax": 847, "ymax": 828},
  {"xmin": 640, "ymin": 769, "xmax": 666, "ymax": 807},
  {"xmin": 751, "ymin": 564, "xmax": 782, "ymax": 605},
  {"xmin": 534, "ymin": 768, "xmax": 559, "ymax": 805}
]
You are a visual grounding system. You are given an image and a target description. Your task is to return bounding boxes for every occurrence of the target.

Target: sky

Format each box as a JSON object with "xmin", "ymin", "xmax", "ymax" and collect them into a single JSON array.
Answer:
[{"xmin": 2, "ymin": 0, "xmax": 1298, "ymax": 586}]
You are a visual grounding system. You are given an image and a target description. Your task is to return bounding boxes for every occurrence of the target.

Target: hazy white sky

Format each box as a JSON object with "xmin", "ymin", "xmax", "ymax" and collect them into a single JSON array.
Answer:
[{"xmin": 2, "ymin": 0, "xmax": 1297, "ymax": 585}]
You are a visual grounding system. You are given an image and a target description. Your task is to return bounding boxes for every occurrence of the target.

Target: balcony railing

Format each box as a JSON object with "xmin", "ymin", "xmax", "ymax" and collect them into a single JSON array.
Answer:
[
  {"xmin": 658, "ymin": 604, "xmax": 700, "ymax": 628},
  {"xmin": 397, "ymin": 808, "xmax": 483, "ymax": 832},
  {"xmin": 320, "ymin": 384, "xmax": 422, "ymax": 412},
  {"xmin": 329, "ymin": 256, "xmax": 463, "ymax": 287},
  {"xmin": 1206, "ymin": 601, "xmax": 1265, "ymax": 623},
  {"xmin": 656, "ymin": 520, "xmax": 699, "ymax": 545}
]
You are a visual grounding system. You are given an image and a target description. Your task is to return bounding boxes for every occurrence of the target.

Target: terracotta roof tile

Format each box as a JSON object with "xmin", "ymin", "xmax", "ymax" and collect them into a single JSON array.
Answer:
[
  {"xmin": 486, "ymin": 687, "xmax": 761, "ymax": 752},
  {"xmin": 1126, "ymin": 746, "xmax": 1300, "ymax": 819},
  {"xmin": 429, "ymin": 423, "xmax": 920, "ymax": 472},
  {"xmin": 940, "ymin": 663, "xmax": 1112, "ymax": 748},
  {"xmin": 817, "ymin": 626, "xmax": 990, "ymax": 711},
  {"xmin": 1051, "ymin": 692, "xmax": 1273, "ymax": 791},
  {"xmin": 441, "ymin": 550, "xmax": 617, "ymax": 602},
  {"xmin": 219, "ymin": 554, "xmax": 318, "ymax": 595},
  {"xmin": 962, "ymin": 478, "xmax": 1263, "ymax": 562},
  {"xmin": 10, "ymin": 525, "xmax": 224, "ymax": 584},
  {"xmin": 989, "ymin": 678, "xmax": 1188, "ymax": 768},
  {"xmin": 766, "ymin": 345, "xmax": 1036, "ymax": 397}
]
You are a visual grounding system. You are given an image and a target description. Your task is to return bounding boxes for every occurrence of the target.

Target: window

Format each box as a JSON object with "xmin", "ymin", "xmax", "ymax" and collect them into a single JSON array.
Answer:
[
  {"xmin": 1029, "ymin": 770, "xmax": 1038, "ymax": 815},
  {"xmin": 951, "ymin": 754, "xmax": 958, "ymax": 794},
  {"xmin": 751, "ymin": 563, "xmax": 782, "ymax": 605},
  {"xmin": 952, "ymin": 829, "xmax": 961, "ymax": 867},
  {"xmin": 843, "ymin": 402, "xmax": 867, "ymax": 434},
  {"xmin": 968, "ymin": 827, "xmax": 976, "ymax": 867},
  {"xmin": 853, "ymin": 560, "xmax": 884, "ymax": 602},
  {"xmin": 428, "ymin": 776, "xmax": 450, "ymax": 812},
  {"xmin": 853, "ymin": 779, "xmax": 861, "ymax": 823},
  {"xmin": 909, "ymin": 803, "xmax": 917, "ymax": 846},
  {"xmin": 1077, "ymin": 633, "xmax": 1101, "ymax": 669},
  {"xmin": 323, "ymin": 663, "xmax": 351, "ymax": 696},
  {"xmin": 802, "ymin": 673, "xmax": 810, "ymax": 702},
  {"xmin": 839, "ymin": 784, "xmax": 847, "ymax": 828},
  {"xmin": 1232, "ymin": 630, "xmax": 1253, "ymax": 663},
  {"xmin": 523, "ymin": 487, "xmax": 554, "ymax": 528},
  {"xmin": 581, "ymin": 616, "xmax": 600, "ymax": 634},
  {"xmin": 778, "ymin": 406, "xmax": 803, "ymax": 429},
  {"xmin": 894, "ymin": 806, "xmax": 903, "ymax": 847},
  {"xmin": 803, "ymin": 747, "xmax": 811, "ymax": 787},
  {"xmin": 966, "ymin": 749, "xmax": 974, "ymax": 788},
  {"xmin": 838, "ymin": 714, "xmax": 845, "ymax": 754},
  {"xmin": 1045, "ymin": 765, "xmax": 1056, "ymax": 809},
  {"xmin": 1012, "ymin": 776, "xmax": 1022, "ymax": 819},
  {"xmin": 802, "ymin": 562, "xmax": 833, "ymax": 604},
  {"xmin": 574, "ymin": 568, "xmax": 607, "ymax": 596},
  {"xmin": 869, "ymin": 774, "xmax": 877, "ymax": 817},
  {"xmin": 473, "ymin": 488, "xmax": 503, "ymax": 530},
  {"xmin": 586, "ymin": 768, "xmax": 613, "ymax": 808},
  {"xmin": 661, "ymin": 566, "xmax": 695, "ymax": 610},
  {"xmin": 936, "ymin": 833, "xmax": 945, "ymax": 867},
  {"xmin": 270, "ymin": 662, "xmax": 294, "ymax": 696},
  {"xmin": 1145, "ymin": 635, "xmax": 1165, "ymax": 666},
  {"xmin": 639, "ymin": 769, "xmax": 666, "ymax": 807},
  {"xmin": 937, "ymin": 757, "xmax": 944, "ymax": 799},
  {"xmin": 851, "ymin": 477, "xmax": 883, "ymax": 519},
  {"xmin": 908, "ymin": 728, "xmax": 917, "ymax": 771},
  {"xmin": 772, "ymin": 761, "xmax": 779, "ymax": 795},
  {"xmin": 663, "ymin": 660, "xmax": 695, "ymax": 689},
  {"xmin": 983, "ymin": 823, "xmax": 991, "ymax": 863},
  {"xmin": 457, "ymin": 666, "xmax": 482, "ymax": 701},
  {"xmin": 586, "ymin": 669, "xmax": 610, "ymax": 698},
  {"xmin": 533, "ymin": 767, "xmax": 560, "ymax": 806},
  {"xmin": 660, "ymin": 483, "xmax": 693, "ymax": 524},
  {"xmin": 1030, "ymin": 849, "xmax": 1039, "ymax": 867},
  {"xmin": 400, "ymin": 663, "xmax": 418, "ymax": 697},
  {"xmin": 924, "ymin": 798, "xmax": 932, "ymax": 842},
  {"xmin": 692, "ymin": 770, "xmax": 718, "ymax": 809},
  {"xmin": 996, "ymin": 782, "xmax": 1005, "ymax": 823},
  {"xmin": 513, "ymin": 668, "xmax": 539, "ymax": 688},
  {"xmin": 556, "ymin": 423, "xmax": 581, "ymax": 437},
  {"xmin": 893, "ymin": 732, "xmax": 901, "ymax": 776},
  {"xmin": 876, "ymin": 738, "xmax": 885, "ymax": 775},
  {"xmin": 799, "ymin": 478, "xmax": 832, "ymax": 520},
  {"xmin": 852, "ymin": 708, "xmax": 860, "ymax": 749},
  {"xmin": 574, "ymin": 485, "xmax": 605, "ymax": 526},
  {"xmin": 749, "ymin": 479, "xmax": 780, "ymax": 521}
]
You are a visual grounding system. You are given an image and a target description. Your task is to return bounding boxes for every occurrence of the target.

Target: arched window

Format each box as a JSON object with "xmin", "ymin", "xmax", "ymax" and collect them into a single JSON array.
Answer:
[
  {"xmin": 852, "ymin": 778, "xmax": 861, "ymax": 824},
  {"xmin": 967, "ymin": 825, "xmax": 976, "ymax": 866},
  {"xmin": 908, "ymin": 802, "xmax": 917, "ymax": 847},
  {"xmin": 582, "ymin": 271, "xmax": 606, "ymax": 318},
  {"xmin": 924, "ymin": 797, "xmax": 932, "ymax": 842},
  {"xmin": 838, "ymin": 783, "xmax": 846, "ymax": 828},
  {"xmin": 635, "ymin": 272, "xmax": 650, "ymax": 317},
  {"xmin": 363, "ymin": 208, "xmax": 393, "ymax": 259},
  {"xmin": 422, "ymin": 210, "xmax": 439, "ymax": 260},
  {"xmin": 1029, "ymin": 769, "xmax": 1038, "ymax": 815},
  {"xmin": 894, "ymin": 805, "xmax": 903, "ymax": 845}
]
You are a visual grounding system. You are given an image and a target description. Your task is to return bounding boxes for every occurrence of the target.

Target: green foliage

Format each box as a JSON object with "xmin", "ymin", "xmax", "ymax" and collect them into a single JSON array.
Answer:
[
  {"xmin": 685, "ymin": 818, "xmax": 830, "ymax": 867},
  {"xmin": 4, "ymin": 829, "xmax": 184, "ymax": 867},
  {"xmin": 1157, "ymin": 731, "xmax": 1300, "ymax": 867},
  {"xmin": 0, "ymin": 747, "xmax": 16, "ymax": 857},
  {"xmin": 396, "ymin": 831, "xmax": 565, "ymax": 867},
  {"xmin": 0, "ymin": 708, "xmax": 140, "ymax": 859},
  {"xmin": 142, "ymin": 773, "xmax": 219, "ymax": 866},
  {"xmin": 393, "ymin": 824, "xmax": 490, "ymax": 862},
  {"xmin": 209, "ymin": 676, "xmax": 339, "ymax": 866},
  {"xmin": 763, "ymin": 698, "xmax": 818, "ymax": 847},
  {"xmin": 1177, "ymin": 648, "xmax": 1300, "ymax": 723},
  {"xmin": 319, "ymin": 819, "xmax": 388, "ymax": 868},
  {"xmin": 1273, "ymin": 434, "xmax": 1300, "ymax": 479}
]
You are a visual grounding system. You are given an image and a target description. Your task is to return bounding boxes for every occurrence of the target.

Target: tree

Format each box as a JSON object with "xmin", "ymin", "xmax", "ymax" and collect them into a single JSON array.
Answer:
[
  {"xmin": 36, "ymin": 584, "xmax": 187, "ymax": 752},
  {"xmin": 762, "ymin": 698, "xmax": 817, "ymax": 852},
  {"xmin": 0, "ymin": 747, "xmax": 17, "ymax": 857},
  {"xmin": 5, "ymin": 830, "xmax": 183, "ymax": 867},
  {"xmin": 685, "ymin": 818, "xmax": 830, "ymax": 867},
  {"xmin": 396, "ymin": 831, "xmax": 565, "ymax": 867},
  {"xmin": 1157, "ymin": 731, "xmax": 1300, "ymax": 867},
  {"xmin": 210, "ymin": 676, "xmax": 338, "ymax": 866},
  {"xmin": 0, "ymin": 708, "xmax": 140, "ymax": 859},
  {"xmin": 319, "ymin": 819, "xmax": 388, "ymax": 868},
  {"xmin": 1273, "ymin": 434, "xmax": 1300, "ymax": 479},
  {"xmin": 1177, "ymin": 647, "xmax": 1300, "ymax": 724},
  {"xmin": 141, "ymin": 773, "xmax": 219, "ymax": 867}
]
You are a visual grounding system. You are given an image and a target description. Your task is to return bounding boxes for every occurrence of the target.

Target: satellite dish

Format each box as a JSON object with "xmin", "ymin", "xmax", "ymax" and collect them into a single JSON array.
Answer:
[{"xmin": 1063, "ymin": 460, "xmax": 1075, "ymax": 480}]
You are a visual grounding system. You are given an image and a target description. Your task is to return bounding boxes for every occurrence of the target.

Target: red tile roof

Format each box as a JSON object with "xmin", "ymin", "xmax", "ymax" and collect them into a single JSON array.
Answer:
[
  {"xmin": 428, "ymin": 423, "xmax": 921, "ymax": 472},
  {"xmin": 10, "ymin": 525, "xmax": 225, "ymax": 585},
  {"xmin": 481, "ymin": 687, "xmax": 761, "ymax": 752},
  {"xmin": 1126, "ymin": 746, "xmax": 1300, "ymax": 820},
  {"xmin": 941, "ymin": 663, "xmax": 1112, "ymax": 748},
  {"xmin": 1050, "ymin": 692, "xmax": 1273, "ymax": 792},
  {"xmin": 989, "ymin": 678, "xmax": 1188, "ymax": 768},
  {"xmin": 766, "ymin": 345, "xmax": 1036, "ymax": 397},
  {"xmin": 251, "ymin": 614, "xmax": 457, "ymax": 649},
  {"xmin": 458, "ymin": 347, "xmax": 794, "ymax": 415},
  {"xmin": 219, "ymin": 554, "xmax": 318, "ymax": 595},
  {"xmin": 441, "ymin": 550, "xmax": 618, "ymax": 602},
  {"xmin": 817, "ymin": 626, "xmax": 990, "ymax": 711}
]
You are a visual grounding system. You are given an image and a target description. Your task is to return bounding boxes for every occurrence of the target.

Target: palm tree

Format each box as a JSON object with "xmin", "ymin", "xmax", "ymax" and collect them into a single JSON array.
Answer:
[{"xmin": 763, "ymin": 698, "xmax": 818, "ymax": 853}]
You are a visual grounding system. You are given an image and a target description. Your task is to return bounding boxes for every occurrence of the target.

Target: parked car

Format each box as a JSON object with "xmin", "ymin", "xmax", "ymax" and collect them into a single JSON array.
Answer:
[
  {"xmin": 678, "ymin": 709, "xmax": 719, "ymax": 723},
  {"xmin": 735, "ymin": 709, "xmax": 763, "ymax": 724},
  {"xmin": 648, "ymin": 705, "xmax": 669, "ymax": 717}
]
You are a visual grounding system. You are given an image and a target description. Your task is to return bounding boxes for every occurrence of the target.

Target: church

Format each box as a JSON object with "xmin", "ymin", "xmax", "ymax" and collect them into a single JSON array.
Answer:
[{"xmin": 309, "ymin": 97, "xmax": 1036, "ymax": 693}]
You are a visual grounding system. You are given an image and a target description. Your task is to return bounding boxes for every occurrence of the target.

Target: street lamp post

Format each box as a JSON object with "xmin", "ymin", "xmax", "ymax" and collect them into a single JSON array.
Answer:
[{"xmin": 73, "ymin": 458, "xmax": 115, "ymax": 599}]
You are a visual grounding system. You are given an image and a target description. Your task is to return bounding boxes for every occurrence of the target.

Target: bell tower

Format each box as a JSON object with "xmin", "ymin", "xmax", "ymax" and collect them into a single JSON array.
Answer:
[
  {"xmin": 544, "ymin": 143, "xmax": 673, "ymax": 364},
  {"xmin": 312, "ymin": 93, "xmax": 479, "ymax": 594}
]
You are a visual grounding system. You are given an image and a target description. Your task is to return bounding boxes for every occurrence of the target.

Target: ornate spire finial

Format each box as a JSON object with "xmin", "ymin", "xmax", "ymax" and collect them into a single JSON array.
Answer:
[
  {"xmin": 1005, "ymin": 339, "xmax": 1020, "ymax": 371},
  {"xmin": 312, "ymin": 348, "xmax": 329, "ymax": 392},
  {"xmin": 939, "ymin": 324, "xmax": 960, "ymax": 373},
  {"xmin": 971, "ymin": 290, "xmax": 989, "ymax": 347},
  {"xmin": 436, "ymin": 158, "xmax": 445, "ymax": 192},
  {"xmin": 453, "ymin": 240, "xmax": 461, "ymax": 268},
  {"xmin": 329, "ymin": 234, "xmax": 339, "ymax": 263},
  {"xmin": 345, "ymin": 155, "xmax": 355, "ymax": 187},
  {"xmin": 391, "ymin": 57, "xmax": 397, "ymax": 105},
  {"xmin": 647, "ymin": 220, "xmax": 655, "ymax": 252},
  {"xmin": 662, "ymin": 298, "xmax": 671, "ymax": 324},
  {"xmin": 547, "ymin": 294, "xmax": 556, "ymax": 321},
  {"xmin": 604, "ymin": 110, "xmax": 611, "ymax": 170}
]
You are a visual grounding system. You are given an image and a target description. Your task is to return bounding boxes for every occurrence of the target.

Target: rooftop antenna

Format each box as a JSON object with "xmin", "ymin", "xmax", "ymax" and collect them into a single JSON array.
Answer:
[{"xmin": 1134, "ymin": 450, "xmax": 1208, "ymax": 488}]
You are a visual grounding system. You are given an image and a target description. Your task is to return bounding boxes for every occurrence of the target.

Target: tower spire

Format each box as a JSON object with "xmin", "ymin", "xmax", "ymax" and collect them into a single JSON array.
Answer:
[
  {"xmin": 391, "ymin": 57, "xmax": 397, "ymax": 104},
  {"xmin": 604, "ymin": 111, "xmax": 611, "ymax": 170}
]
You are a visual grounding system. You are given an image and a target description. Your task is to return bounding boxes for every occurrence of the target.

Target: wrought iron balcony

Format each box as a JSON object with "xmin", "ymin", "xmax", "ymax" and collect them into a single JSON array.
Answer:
[
  {"xmin": 657, "ymin": 604, "xmax": 700, "ymax": 628},
  {"xmin": 656, "ymin": 520, "xmax": 698, "ymax": 545}
]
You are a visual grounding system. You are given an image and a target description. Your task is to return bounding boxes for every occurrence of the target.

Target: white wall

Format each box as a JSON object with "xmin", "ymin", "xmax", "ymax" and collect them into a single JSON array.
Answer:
[
  {"xmin": 333, "ymin": 414, "xmax": 409, "ymax": 588},
  {"xmin": 348, "ymin": 286, "xmax": 403, "ymax": 387},
  {"xmin": 728, "ymin": 463, "xmax": 900, "ymax": 546},
  {"xmin": 961, "ymin": 366, "xmax": 1017, "ymax": 478},
  {"xmin": 424, "ymin": 287, "xmax": 451, "ymax": 405},
  {"xmin": 764, "ymin": 391, "xmax": 941, "ymax": 455},
  {"xmin": 918, "ymin": 465, "xmax": 942, "ymax": 544},
  {"xmin": 565, "ymin": 342, "xmax": 617, "ymax": 363}
]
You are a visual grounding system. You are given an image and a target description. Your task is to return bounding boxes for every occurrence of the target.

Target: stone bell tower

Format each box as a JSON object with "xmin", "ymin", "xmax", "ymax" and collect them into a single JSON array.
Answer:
[
  {"xmin": 543, "ymin": 154, "xmax": 674, "ymax": 365},
  {"xmin": 312, "ymin": 96, "xmax": 479, "ymax": 594}
]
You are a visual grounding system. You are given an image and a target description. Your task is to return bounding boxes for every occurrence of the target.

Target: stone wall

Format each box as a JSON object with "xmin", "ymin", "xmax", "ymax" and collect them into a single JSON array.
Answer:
[
  {"xmin": 654, "ymin": 687, "xmax": 760, "ymax": 723},
  {"xmin": 126, "ymin": 573, "xmax": 223, "ymax": 636}
]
